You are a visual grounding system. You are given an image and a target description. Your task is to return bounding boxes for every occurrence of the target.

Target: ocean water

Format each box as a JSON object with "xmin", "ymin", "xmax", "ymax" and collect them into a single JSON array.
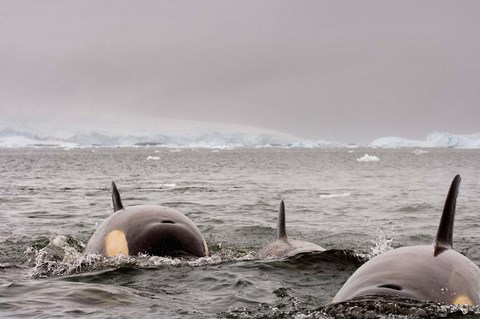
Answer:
[{"xmin": 1, "ymin": 147, "xmax": 480, "ymax": 318}]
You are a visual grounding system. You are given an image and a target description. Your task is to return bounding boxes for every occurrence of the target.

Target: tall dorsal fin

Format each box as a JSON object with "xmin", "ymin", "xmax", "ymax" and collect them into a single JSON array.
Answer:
[
  {"xmin": 433, "ymin": 174, "xmax": 461, "ymax": 254},
  {"xmin": 111, "ymin": 181, "xmax": 124, "ymax": 212},
  {"xmin": 276, "ymin": 200, "xmax": 287, "ymax": 240}
]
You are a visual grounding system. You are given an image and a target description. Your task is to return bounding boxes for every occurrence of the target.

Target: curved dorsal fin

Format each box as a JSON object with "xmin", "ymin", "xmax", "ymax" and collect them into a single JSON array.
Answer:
[
  {"xmin": 111, "ymin": 181, "xmax": 124, "ymax": 212},
  {"xmin": 433, "ymin": 174, "xmax": 461, "ymax": 254},
  {"xmin": 276, "ymin": 200, "xmax": 287, "ymax": 240}
]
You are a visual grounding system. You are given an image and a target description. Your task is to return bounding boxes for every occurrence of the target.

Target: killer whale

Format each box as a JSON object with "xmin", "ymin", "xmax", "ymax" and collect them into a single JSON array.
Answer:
[
  {"xmin": 85, "ymin": 182, "xmax": 209, "ymax": 258},
  {"xmin": 257, "ymin": 200, "xmax": 325, "ymax": 259},
  {"xmin": 332, "ymin": 175, "xmax": 480, "ymax": 306}
]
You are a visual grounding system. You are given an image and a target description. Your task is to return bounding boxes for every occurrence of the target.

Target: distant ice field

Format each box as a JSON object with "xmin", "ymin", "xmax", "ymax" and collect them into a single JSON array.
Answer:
[{"xmin": 0, "ymin": 116, "xmax": 478, "ymax": 148}]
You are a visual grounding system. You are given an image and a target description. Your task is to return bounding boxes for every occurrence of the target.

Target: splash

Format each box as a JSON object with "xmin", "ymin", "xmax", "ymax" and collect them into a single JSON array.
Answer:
[
  {"xmin": 368, "ymin": 227, "xmax": 395, "ymax": 259},
  {"xmin": 25, "ymin": 235, "xmax": 87, "ymax": 278},
  {"xmin": 25, "ymin": 235, "xmax": 256, "ymax": 278},
  {"xmin": 356, "ymin": 222, "xmax": 395, "ymax": 260}
]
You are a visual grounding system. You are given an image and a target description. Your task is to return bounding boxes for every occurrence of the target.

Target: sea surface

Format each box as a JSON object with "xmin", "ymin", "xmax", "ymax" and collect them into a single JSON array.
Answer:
[{"xmin": 1, "ymin": 147, "xmax": 480, "ymax": 318}]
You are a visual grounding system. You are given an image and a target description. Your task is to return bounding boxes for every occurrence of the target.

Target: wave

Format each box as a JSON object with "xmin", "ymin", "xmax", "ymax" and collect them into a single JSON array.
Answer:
[{"xmin": 320, "ymin": 295, "xmax": 477, "ymax": 319}]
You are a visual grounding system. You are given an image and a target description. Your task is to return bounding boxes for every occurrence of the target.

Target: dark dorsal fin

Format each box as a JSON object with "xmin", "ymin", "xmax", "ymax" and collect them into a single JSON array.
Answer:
[
  {"xmin": 111, "ymin": 181, "xmax": 124, "ymax": 212},
  {"xmin": 276, "ymin": 200, "xmax": 287, "ymax": 240},
  {"xmin": 433, "ymin": 174, "xmax": 461, "ymax": 254}
]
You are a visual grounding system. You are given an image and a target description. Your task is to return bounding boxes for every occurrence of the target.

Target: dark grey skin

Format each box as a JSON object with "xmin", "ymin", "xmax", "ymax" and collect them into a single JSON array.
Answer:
[
  {"xmin": 333, "ymin": 175, "xmax": 480, "ymax": 306},
  {"xmin": 257, "ymin": 201, "xmax": 325, "ymax": 259},
  {"xmin": 85, "ymin": 182, "xmax": 209, "ymax": 258}
]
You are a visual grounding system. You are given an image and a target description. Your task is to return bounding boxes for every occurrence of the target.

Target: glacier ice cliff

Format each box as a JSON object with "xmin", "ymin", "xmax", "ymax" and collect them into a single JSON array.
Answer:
[{"xmin": 370, "ymin": 131, "xmax": 480, "ymax": 149}]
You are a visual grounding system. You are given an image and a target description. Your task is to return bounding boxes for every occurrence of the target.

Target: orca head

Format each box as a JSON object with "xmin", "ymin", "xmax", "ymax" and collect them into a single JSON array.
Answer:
[{"xmin": 127, "ymin": 220, "xmax": 208, "ymax": 257}]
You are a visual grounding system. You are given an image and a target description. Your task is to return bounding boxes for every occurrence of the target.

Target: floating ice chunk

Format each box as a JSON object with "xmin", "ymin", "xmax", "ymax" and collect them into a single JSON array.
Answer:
[
  {"xmin": 319, "ymin": 192, "xmax": 351, "ymax": 199},
  {"xmin": 412, "ymin": 149, "xmax": 429, "ymax": 155},
  {"xmin": 146, "ymin": 156, "xmax": 160, "ymax": 160},
  {"xmin": 356, "ymin": 154, "xmax": 380, "ymax": 162}
]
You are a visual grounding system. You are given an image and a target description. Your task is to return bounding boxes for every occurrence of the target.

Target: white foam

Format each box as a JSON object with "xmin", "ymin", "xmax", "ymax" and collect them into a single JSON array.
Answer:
[
  {"xmin": 146, "ymin": 156, "xmax": 160, "ymax": 160},
  {"xmin": 356, "ymin": 154, "xmax": 380, "ymax": 162},
  {"xmin": 160, "ymin": 183, "xmax": 177, "ymax": 188}
]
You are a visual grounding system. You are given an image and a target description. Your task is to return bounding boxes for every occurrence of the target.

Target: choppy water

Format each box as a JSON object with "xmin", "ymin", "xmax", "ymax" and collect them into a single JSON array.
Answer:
[{"xmin": 1, "ymin": 148, "xmax": 480, "ymax": 318}]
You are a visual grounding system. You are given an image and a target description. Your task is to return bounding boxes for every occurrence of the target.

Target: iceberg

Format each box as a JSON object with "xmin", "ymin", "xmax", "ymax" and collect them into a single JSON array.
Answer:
[
  {"xmin": 370, "ymin": 136, "xmax": 426, "ymax": 148},
  {"xmin": 370, "ymin": 132, "xmax": 480, "ymax": 149},
  {"xmin": 426, "ymin": 131, "xmax": 480, "ymax": 148},
  {"xmin": 289, "ymin": 140, "xmax": 347, "ymax": 148}
]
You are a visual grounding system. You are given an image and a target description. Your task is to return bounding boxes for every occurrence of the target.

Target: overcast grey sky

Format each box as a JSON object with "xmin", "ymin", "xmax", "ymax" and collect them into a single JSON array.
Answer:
[{"xmin": 1, "ymin": 0, "xmax": 479, "ymax": 143}]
